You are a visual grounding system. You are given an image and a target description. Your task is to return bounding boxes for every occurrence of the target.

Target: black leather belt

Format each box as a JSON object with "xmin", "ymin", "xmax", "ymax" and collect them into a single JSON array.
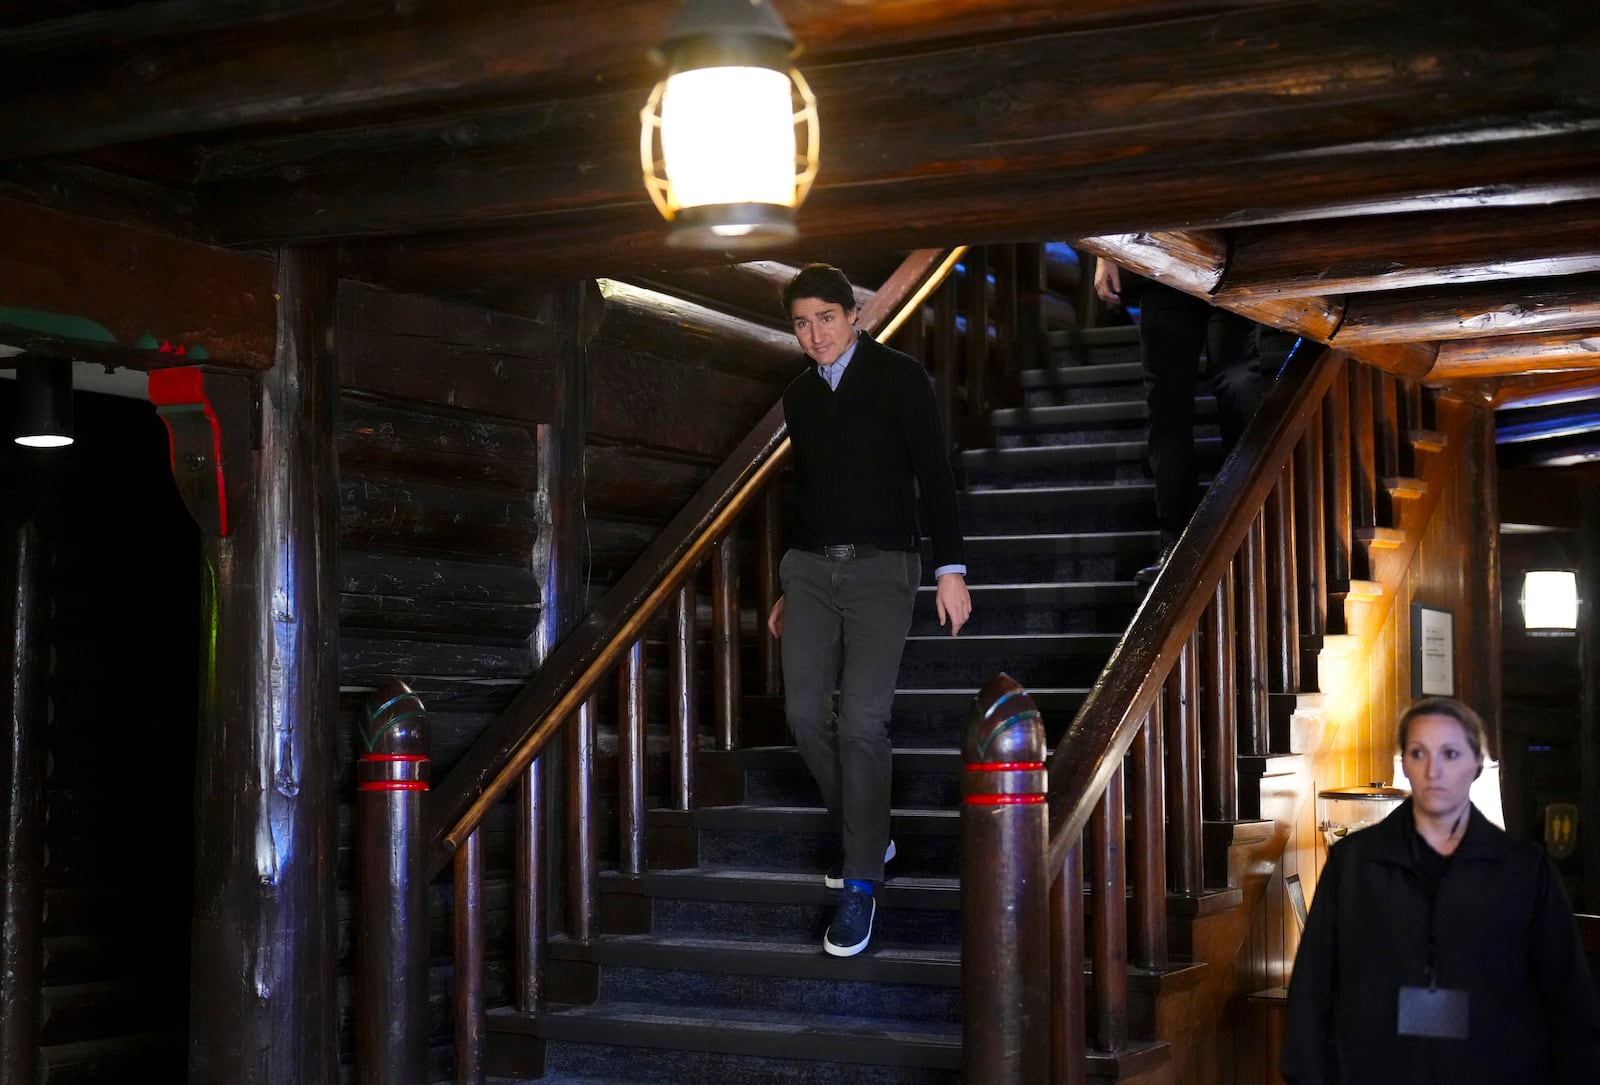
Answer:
[{"xmin": 809, "ymin": 543, "xmax": 886, "ymax": 560}]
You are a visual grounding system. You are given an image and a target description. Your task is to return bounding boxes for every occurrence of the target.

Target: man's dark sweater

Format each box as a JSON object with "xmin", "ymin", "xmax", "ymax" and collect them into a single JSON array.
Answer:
[{"xmin": 781, "ymin": 334, "xmax": 965, "ymax": 570}]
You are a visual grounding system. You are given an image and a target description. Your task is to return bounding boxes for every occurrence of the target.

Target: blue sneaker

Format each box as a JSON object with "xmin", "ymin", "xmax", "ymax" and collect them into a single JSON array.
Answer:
[
  {"xmin": 823, "ymin": 884, "xmax": 876, "ymax": 958},
  {"xmin": 823, "ymin": 839, "xmax": 896, "ymax": 889}
]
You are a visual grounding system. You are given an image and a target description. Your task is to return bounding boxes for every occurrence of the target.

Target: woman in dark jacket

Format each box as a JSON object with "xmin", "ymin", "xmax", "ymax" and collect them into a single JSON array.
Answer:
[{"xmin": 1281, "ymin": 697, "xmax": 1600, "ymax": 1083}]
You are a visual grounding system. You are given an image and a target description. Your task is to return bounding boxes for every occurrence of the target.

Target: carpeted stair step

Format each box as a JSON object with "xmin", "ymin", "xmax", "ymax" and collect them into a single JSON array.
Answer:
[
  {"xmin": 961, "ymin": 436, "xmax": 1221, "ymax": 488},
  {"xmin": 991, "ymin": 399, "xmax": 1219, "ymax": 448},
  {"xmin": 948, "ymin": 530, "xmax": 1162, "ymax": 583},
  {"xmin": 699, "ymin": 746, "xmax": 961, "ymax": 809},
  {"xmin": 495, "ymin": 1000, "xmax": 961, "ymax": 1085},
  {"xmin": 1019, "ymin": 361, "xmax": 1144, "ymax": 407},
  {"xmin": 886, "ymin": 687, "xmax": 1087, "ymax": 745},
  {"xmin": 602, "ymin": 868, "xmax": 961, "ymax": 949},
  {"xmin": 544, "ymin": 933, "xmax": 959, "ymax": 1021},
  {"xmin": 649, "ymin": 805, "xmax": 959, "ymax": 880},
  {"xmin": 900, "ymin": 631, "xmax": 1120, "ymax": 687},
  {"xmin": 959, "ymin": 482, "xmax": 1158, "ymax": 534},
  {"xmin": 911, "ymin": 581, "xmax": 1142, "ymax": 636}
]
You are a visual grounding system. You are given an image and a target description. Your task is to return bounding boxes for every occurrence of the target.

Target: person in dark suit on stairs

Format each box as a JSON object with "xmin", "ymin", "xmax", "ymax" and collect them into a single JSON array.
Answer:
[
  {"xmin": 765, "ymin": 262, "xmax": 971, "ymax": 958},
  {"xmin": 1093, "ymin": 257, "xmax": 1264, "ymax": 582}
]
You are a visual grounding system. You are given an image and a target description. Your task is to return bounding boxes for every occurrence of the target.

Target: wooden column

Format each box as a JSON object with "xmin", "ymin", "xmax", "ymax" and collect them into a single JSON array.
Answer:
[
  {"xmin": 565, "ymin": 699, "xmax": 598, "ymax": 942},
  {"xmin": 618, "ymin": 639, "xmax": 646, "ymax": 875},
  {"xmin": 1167, "ymin": 633, "xmax": 1204, "ymax": 895},
  {"xmin": 0, "ymin": 514, "xmax": 46, "ymax": 1085},
  {"xmin": 713, "ymin": 530, "xmax": 741, "ymax": 750},
  {"xmin": 1051, "ymin": 843, "xmax": 1087, "ymax": 1085},
  {"xmin": 1236, "ymin": 517, "xmax": 1270, "ymax": 754},
  {"xmin": 454, "ymin": 830, "xmax": 485, "ymax": 1085},
  {"xmin": 961, "ymin": 675, "xmax": 1048, "ymax": 1085},
  {"xmin": 1128, "ymin": 703, "xmax": 1167, "ymax": 970},
  {"xmin": 671, "ymin": 579, "xmax": 698, "ymax": 810},
  {"xmin": 187, "ymin": 248, "xmax": 341, "ymax": 1085},
  {"xmin": 1295, "ymin": 416, "xmax": 1327, "ymax": 638},
  {"xmin": 1266, "ymin": 470, "xmax": 1301, "ymax": 695},
  {"xmin": 515, "ymin": 759, "xmax": 545, "ymax": 1013},
  {"xmin": 355, "ymin": 682, "xmax": 430, "ymax": 1085},
  {"xmin": 1090, "ymin": 767, "xmax": 1129, "ymax": 1052},
  {"xmin": 1202, "ymin": 569, "xmax": 1239, "ymax": 821}
]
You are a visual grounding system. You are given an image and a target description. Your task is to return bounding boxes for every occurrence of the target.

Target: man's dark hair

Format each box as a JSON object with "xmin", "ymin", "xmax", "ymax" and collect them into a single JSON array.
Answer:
[{"xmin": 781, "ymin": 263, "xmax": 857, "ymax": 314}]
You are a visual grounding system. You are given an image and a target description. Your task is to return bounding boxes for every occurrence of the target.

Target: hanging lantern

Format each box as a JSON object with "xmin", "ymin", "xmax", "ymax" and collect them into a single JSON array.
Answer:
[
  {"xmin": 640, "ymin": 0, "xmax": 819, "ymax": 249},
  {"xmin": 1521, "ymin": 568, "xmax": 1579, "ymax": 634}
]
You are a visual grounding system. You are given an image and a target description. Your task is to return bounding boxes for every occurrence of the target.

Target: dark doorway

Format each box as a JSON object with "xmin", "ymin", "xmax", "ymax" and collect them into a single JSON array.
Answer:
[{"xmin": 2, "ymin": 369, "xmax": 199, "ymax": 1078}]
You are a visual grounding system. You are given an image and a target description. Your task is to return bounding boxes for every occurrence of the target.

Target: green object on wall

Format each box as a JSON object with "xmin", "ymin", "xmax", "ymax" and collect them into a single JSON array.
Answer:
[{"xmin": 0, "ymin": 307, "xmax": 117, "ymax": 342}]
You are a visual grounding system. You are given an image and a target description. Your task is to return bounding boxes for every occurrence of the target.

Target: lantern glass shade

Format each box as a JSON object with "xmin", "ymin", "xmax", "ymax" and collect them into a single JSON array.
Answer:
[
  {"xmin": 13, "ymin": 355, "xmax": 74, "ymax": 448},
  {"xmin": 1521, "ymin": 569, "xmax": 1579, "ymax": 633},
  {"xmin": 660, "ymin": 65, "xmax": 796, "ymax": 218}
]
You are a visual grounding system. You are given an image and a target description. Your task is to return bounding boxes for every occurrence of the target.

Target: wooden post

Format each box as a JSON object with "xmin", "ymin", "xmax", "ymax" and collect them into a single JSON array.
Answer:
[
  {"xmin": 1128, "ymin": 703, "xmax": 1168, "ymax": 970},
  {"xmin": 1237, "ymin": 516, "xmax": 1270, "ymax": 754},
  {"xmin": 1090, "ymin": 766, "xmax": 1129, "ymax": 1052},
  {"xmin": 1202, "ymin": 569, "xmax": 1239, "ymax": 820},
  {"xmin": 454, "ymin": 830, "xmax": 485, "ymax": 1085},
  {"xmin": 355, "ymin": 681, "xmax": 430, "ymax": 1085},
  {"xmin": 515, "ymin": 759, "xmax": 545, "ymax": 1013},
  {"xmin": 1051, "ymin": 842, "xmax": 1087, "ymax": 1085},
  {"xmin": 565, "ymin": 700, "xmax": 597, "ymax": 943},
  {"xmin": 618, "ymin": 639, "xmax": 646, "ymax": 875},
  {"xmin": 713, "ymin": 530, "xmax": 741, "ymax": 751},
  {"xmin": 1295, "ymin": 416, "xmax": 1327, "ymax": 638},
  {"xmin": 186, "ymin": 248, "xmax": 341, "ymax": 1085},
  {"xmin": 1167, "ymin": 633, "xmax": 1204, "ymax": 895},
  {"xmin": 0, "ymin": 515, "xmax": 46, "ymax": 1085},
  {"xmin": 1266, "ymin": 469, "xmax": 1301, "ymax": 695},
  {"xmin": 671, "ymin": 580, "xmax": 698, "ymax": 810},
  {"xmin": 961, "ymin": 674, "xmax": 1049, "ymax": 1085}
]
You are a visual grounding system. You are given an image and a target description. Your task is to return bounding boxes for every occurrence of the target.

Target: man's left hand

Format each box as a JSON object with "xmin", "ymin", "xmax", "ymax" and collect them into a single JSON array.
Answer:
[{"xmin": 935, "ymin": 573, "xmax": 972, "ymax": 637}]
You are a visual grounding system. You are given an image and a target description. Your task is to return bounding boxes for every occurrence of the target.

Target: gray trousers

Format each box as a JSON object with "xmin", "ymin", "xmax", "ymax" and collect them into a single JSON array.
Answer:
[{"xmin": 780, "ymin": 548, "xmax": 920, "ymax": 884}]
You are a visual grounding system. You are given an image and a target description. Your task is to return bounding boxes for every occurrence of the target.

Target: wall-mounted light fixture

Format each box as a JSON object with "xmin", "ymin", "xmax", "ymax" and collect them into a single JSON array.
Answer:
[
  {"xmin": 640, "ymin": 0, "xmax": 819, "ymax": 249},
  {"xmin": 1521, "ymin": 568, "xmax": 1579, "ymax": 634},
  {"xmin": 13, "ymin": 354, "xmax": 74, "ymax": 448}
]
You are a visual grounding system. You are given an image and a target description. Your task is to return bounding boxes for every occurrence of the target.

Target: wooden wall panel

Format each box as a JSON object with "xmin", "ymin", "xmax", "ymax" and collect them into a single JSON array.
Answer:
[{"xmin": 337, "ymin": 281, "xmax": 560, "ymax": 420}]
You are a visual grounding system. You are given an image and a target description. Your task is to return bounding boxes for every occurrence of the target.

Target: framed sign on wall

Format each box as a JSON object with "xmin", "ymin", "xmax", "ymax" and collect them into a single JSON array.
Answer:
[{"xmin": 1411, "ymin": 603, "xmax": 1455, "ymax": 697}]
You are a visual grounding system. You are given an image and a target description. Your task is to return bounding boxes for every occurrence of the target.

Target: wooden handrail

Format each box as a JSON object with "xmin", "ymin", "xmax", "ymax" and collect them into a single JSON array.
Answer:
[
  {"xmin": 1044, "ymin": 339, "xmax": 1347, "ymax": 870},
  {"xmin": 425, "ymin": 247, "xmax": 965, "ymax": 873}
]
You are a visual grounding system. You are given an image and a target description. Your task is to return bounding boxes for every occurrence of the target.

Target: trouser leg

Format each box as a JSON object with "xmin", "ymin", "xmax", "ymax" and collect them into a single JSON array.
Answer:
[
  {"xmin": 1206, "ymin": 309, "xmax": 1264, "ymax": 452},
  {"xmin": 1138, "ymin": 282, "xmax": 1211, "ymax": 540},
  {"xmin": 780, "ymin": 549, "xmax": 918, "ymax": 884}
]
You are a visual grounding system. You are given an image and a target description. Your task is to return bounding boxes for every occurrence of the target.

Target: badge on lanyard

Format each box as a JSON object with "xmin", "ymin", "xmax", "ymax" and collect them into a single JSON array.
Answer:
[{"xmin": 1397, "ymin": 985, "xmax": 1469, "ymax": 1039}]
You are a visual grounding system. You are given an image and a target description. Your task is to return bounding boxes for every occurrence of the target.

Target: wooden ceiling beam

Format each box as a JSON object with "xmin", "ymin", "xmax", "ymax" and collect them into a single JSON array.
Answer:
[
  {"xmin": 1218, "ymin": 202, "xmax": 1600, "ymax": 300},
  {"xmin": 1428, "ymin": 330, "xmax": 1600, "ymax": 382},
  {"xmin": 1332, "ymin": 274, "xmax": 1600, "ymax": 347},
  {"xmin": 193, "ymin": 1, "xmax": 1600, "ymax": 245},
  {"xmin": 0, "ymin": 0, "xmax": 1285, "ymax": 159},
  {"xmin": 1074, "ymin": 233, "xmax": 1437, "ymax": 380}
]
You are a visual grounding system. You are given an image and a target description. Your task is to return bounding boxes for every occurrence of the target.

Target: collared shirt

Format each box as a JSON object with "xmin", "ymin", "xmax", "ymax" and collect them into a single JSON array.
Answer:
[
  {"xmin": 816, "ymin": 335, "xmax": 859, "ymax": 390},
  {"xmin": 818, "ymin": 334, "xmax": 966, "ymax": 582}
]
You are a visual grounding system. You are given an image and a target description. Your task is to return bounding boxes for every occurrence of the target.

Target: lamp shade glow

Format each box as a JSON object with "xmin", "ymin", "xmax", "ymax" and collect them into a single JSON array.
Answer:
[
  {"xmin": 1521, "ymin": 569, "xmax": 1579, "ymax": 633},
  {"xmin": 13, "ymin": 355, "xmax": 74, "ymax": 448},
  {"xmin": 641, "ymin": 0, "xmax": 819, "ymax": 248}
]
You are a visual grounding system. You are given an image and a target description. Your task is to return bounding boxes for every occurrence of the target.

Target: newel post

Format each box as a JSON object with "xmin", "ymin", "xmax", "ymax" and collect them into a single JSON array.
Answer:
[
  {"xmin": 355, "ymin": 680, "xmax": 431, "ymax": 1085},
  {"xmin": 962, "ymin": 673, "xmax": 1050, "ymax": 1085}
]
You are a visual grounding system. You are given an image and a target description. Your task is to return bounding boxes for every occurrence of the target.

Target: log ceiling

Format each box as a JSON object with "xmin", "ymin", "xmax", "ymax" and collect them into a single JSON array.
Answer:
[{"xmin": 2, "ymin": 0, "xmax": 1599, "ymax": 465}]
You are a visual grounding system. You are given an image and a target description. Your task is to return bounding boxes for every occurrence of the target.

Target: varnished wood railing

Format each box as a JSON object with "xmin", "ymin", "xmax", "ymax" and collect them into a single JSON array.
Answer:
[{"xmin": 963, "ymin": 342, "xmax": 1444, "ymax": 1081}]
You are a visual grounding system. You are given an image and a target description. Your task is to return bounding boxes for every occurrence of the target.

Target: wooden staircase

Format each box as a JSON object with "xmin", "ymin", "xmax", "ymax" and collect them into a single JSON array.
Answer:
[{"xmin": 478, "ymin": 321, "xmax": 1295, "ymax": 1083}]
